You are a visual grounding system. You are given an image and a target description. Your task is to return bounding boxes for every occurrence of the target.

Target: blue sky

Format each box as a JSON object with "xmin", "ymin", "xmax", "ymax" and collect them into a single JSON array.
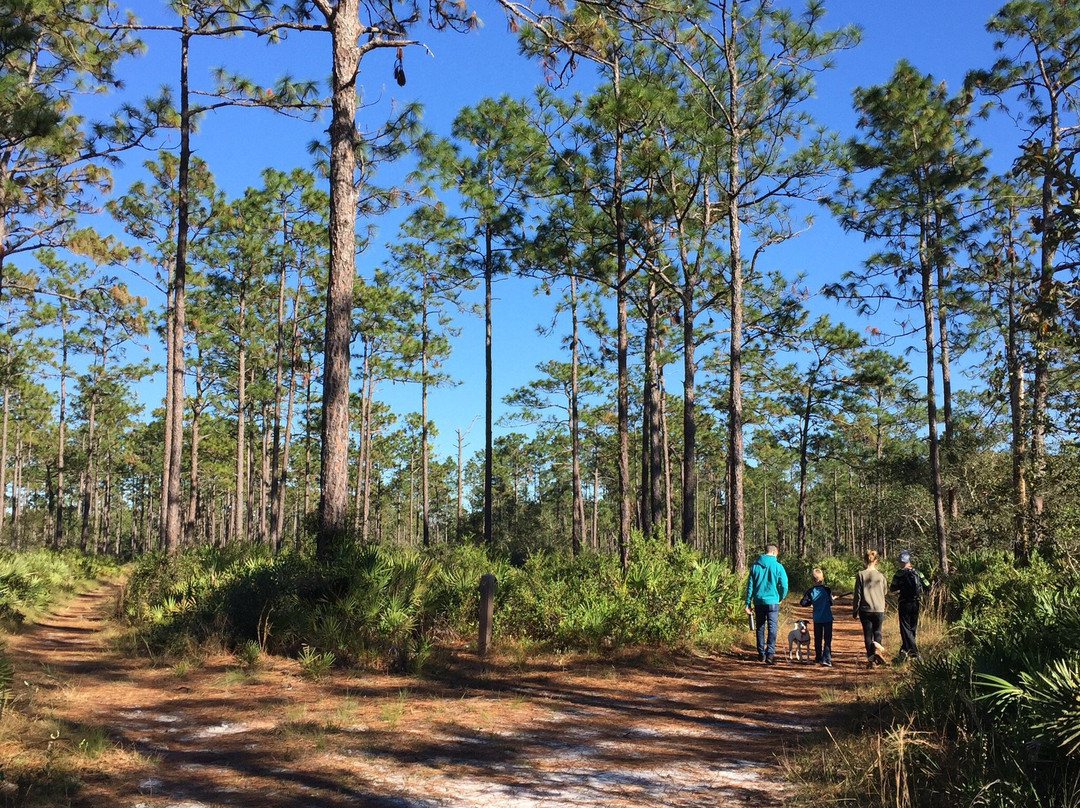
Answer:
[{"xmin": 83, "ymin": 0, "xmax": 1012, "ymax": 460}]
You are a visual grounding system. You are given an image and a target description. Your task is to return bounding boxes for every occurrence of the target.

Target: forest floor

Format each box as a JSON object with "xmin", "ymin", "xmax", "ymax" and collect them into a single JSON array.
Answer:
[{"xmin": 1, "ymin": 579, "xmax": 894, "ymax": 808}]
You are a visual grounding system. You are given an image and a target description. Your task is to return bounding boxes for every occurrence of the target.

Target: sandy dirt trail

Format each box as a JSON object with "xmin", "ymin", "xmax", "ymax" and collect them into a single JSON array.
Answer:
[{"xmin": 6, "ymin": 581, "xmax": 890, "ymax": 808}]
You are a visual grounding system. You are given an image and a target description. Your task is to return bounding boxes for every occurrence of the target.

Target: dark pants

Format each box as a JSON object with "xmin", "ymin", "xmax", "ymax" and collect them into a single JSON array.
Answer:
[
  {"xmin": 898, "ymin": 600, "xmax": 920, "ymax": 657},
  {"xmin": 813, "ymin": 621, "xmax": 833, "ymax": 663},
  {"xmin": 754, "ymin": 603, "xmax": 780, "ymax": 659},
  {"xmin": 859, "ymin": 611, "xmax": 884, "ymax": 659}
]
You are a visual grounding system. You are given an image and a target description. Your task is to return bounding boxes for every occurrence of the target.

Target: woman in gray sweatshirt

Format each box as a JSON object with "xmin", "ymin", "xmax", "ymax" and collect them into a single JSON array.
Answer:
[{"xmin": 852, "ymin": 549, "xmax": 888, "ymax": 667}]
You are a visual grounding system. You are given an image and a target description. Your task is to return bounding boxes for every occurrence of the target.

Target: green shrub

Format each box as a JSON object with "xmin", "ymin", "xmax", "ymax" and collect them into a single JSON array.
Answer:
[
  {"xmin": 494, "ymin": 535, "xmax": 742, "ymax": 651},
  {"xmin": 786, "ymin": 553, "xmax": 863, "ymax": 599},
  {"xmin": 0, "ymin": 549, "xmax": 117, "ymax": 623},
  {"xmin": 882, "ymin": 551, "xmax": 1080, "ymax": 806},
  {"xmin": 123, "ymin": 536, "xmax": 750, "ymax": 670},
  {"xmin": 296, "ymin": 645, "xmax": 335, "ymax": 680}
]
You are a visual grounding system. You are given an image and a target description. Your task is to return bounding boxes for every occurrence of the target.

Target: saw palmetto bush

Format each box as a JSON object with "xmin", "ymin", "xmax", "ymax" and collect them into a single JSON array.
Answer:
[
  {"xmin": 893, "ymin": 552, "xmax": 1080, "ymax": 807},
  {"xmin": 494, "ymin": 535, "xmax": 743, "ymax": 651},
  {"xmin": 124, "ymin": 535, "xmax": 748, "ymax": 669},
  {"xmin": 0, "ymin": 549, "xmax": 117, "ymax": 625},
  {"xmin": 125, "ymin": 543, "xmax": 445, "ymax": 671},
  {"xmin": 422, "ymin": 542, "xmax": 514, "ymax": 641},
  {"xmin": 272, "ymin": 543, "xmax": 439, "ymax": 670},
  {"xmin": 792, "ymin": 550, "xmax": 1080, "ymax": 808}
]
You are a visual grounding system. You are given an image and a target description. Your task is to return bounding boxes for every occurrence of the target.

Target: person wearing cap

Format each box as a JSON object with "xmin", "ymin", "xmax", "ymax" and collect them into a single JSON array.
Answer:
[{"xmin": 890, "ymin": 549, "xmax": 929, "ymax": 660}]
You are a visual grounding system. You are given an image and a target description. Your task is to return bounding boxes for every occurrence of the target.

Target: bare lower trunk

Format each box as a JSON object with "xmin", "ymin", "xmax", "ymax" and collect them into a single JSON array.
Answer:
[
  {"xmin": 235, "ymin": 340, "xmax": 247, "ymax": 542},
  {"xmin": 613, "ymin": 60, "xmax": 630, "ymax": 570},
  {"xmin": 55, "ymin": 338, "xmax": 68, "ymax": 549},
  {"xmin": 922, "ymin": 253, "xmax": 949, "ymax": 576},
  {"xmin": 79, "ymin": 395, "xmax": 98, "ymax": 551},
  {"xmin": 569, "ymin": 275, "xmax": 584, "ymax": 556},
  {"xmin": 272, "ymin": 280, "xmax": 302, "ymax": 551},
  {"xmin": 1007, "ymin": 266, "xmax": 1028, "ymax": 560},
  {"xmin": 0, "ymin": 386, "xmax": 8, "ymax": 535},
  {"xmin": 317, "ymin": 0, "xmax": 362, "ymax": 561},
  {"xmin": 726, "ymin": 32, "xmax": 746, "ymax": 574},
  {"xmin": 163, "ymin": 28, "xmax": 191, "ymax": 555},
  {"xmin": 421, "ymin": 300, "xmax": 430, "ymax": 547}
]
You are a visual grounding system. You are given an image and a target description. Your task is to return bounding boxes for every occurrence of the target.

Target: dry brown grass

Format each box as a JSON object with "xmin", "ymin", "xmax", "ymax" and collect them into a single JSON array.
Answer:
[
  {"xmin": 2, "ymin": 581, "xmax": 908, "ymax": 808},
  {"xmin": 780, "ymin": 602, "xmax": 952, "ymax": 808}
]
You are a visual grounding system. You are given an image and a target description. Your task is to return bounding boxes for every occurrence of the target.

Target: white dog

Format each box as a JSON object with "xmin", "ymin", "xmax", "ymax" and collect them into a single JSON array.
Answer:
[{"xmin": 787, "ymin": 619, "xmax": 811, "ymax": 662}]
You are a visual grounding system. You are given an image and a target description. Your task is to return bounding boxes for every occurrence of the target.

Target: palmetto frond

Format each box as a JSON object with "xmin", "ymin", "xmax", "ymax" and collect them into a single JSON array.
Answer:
[{"xmin": 978, "ymin": 659, "xmax": 1080, "ymax": 758}]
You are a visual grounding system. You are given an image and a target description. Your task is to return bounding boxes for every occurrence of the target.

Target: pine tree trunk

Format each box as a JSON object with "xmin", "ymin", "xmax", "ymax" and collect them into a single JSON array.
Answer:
[
  {"xmin": 163, "ymin": 28, "xmax": 191, "ymax": 556},
  {"xmin": 922, "ymin": 239, "xmax": 949, "ymax": 576},
  {"xmin": 318, "ymin": 0, "xmax": 361, "ymax": 561},
  {"xmin": 0, "ymin": 386, "xmax": 8, "ymax": 536},
  {"xmin": 613, "ymin": 59, "xmax": 631, "ymax": 571},
  {"xmin": 726, "ymin": 27, "xmax": 747, "ymax": 575},
  {"xmin": 185, "ymin": 370, "xmax": 203, "ymax": 545},
  {"xmin": 936, "ymin": 231, "xmax": 958, "ymax": 519},
  {"xmin": 659, "ymin": 365, "xmax": 673, "ymax": 541},
  {"xmin": 484, "ymin": 224, "xmax": 494, "ymax": 549},
  {"xmin": 1006, "ymin": 242, "xmax": 1029, "ymax": 559},
  {"xmin": 55, "ymin": 331, "xmax": 67, "ymax": 549},
  {"xmin": 681, "ymin": 281, "xmax": 698, "ymax": 548},
  {"xmin": 272, "ymin": 276, "xmax": 302, "ymax": 551},
  {"xmin": 235, "ymin": 334, "xmax": 247, "ymax": 542},
  {"xmin": 421, "ymin": 294, "xmax": 431, "ymax": 548},
  {"xmin": 640, "ymin": 298, "xmax": 655, "ymax": 537},
  {"xmin": 269, "ymin": 260, "xmax": 287, "ymax": 548},
  {"xmin": 569, "ymin": 275, "xmax": 584, "ymax": 556},
  {"xmin": 259, "ymin": 402, "xmax": 270, "ymax": 543},
  {"xmin": 360, "ymin": 367, "xmax": 375, "ymax": 543},
  {"xmin": 796, "ymin": 385, "xmax": 812, "ymax": 556},
  {"xmin": 79, "ymin": 393, "xmax": 97, "ymax": 552}
]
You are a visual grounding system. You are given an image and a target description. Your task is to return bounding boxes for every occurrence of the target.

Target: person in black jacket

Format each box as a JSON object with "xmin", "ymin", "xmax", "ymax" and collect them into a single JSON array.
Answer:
[{"xmin": 890, "ymin": 549, "xmax": 928, "ymax": 660}]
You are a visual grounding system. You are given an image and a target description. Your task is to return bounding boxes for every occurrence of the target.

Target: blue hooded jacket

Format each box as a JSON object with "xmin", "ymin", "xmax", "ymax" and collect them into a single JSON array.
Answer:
[
  {"xmin": 800, "ymin": 584, "xmax": 834, "ymax": 623},
  {"xmin": 744, "ymin": 552, "xmax": 789, "ymax": 607}
]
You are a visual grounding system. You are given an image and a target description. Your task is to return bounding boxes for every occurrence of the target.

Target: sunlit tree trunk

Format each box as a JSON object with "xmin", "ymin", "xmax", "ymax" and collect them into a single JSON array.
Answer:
[
  {"xmin": 569, "ymin": 275, "xmax": 585, "ymax": 556},
  {"xmin": 163, "ymin": 28, "xmax": 191, "ymax": 556},
  {"xmin": 317, "ymin": 0, "xmax": 361, "ymax": 560},
  {"xmin": 421, "ymin": 284, "xmax": 431, "ymax": 547},
  {"xmin": 0, "ymin": 386, "xmax": 8, "ymax": 535},
  {"xmin": 612, "ymin": 58, "xmax": 632, "ymax": 571},
  {"xmin": 55, "ymin": 320, "xmax": 68, "ymax": 549},
  {"xmin": 234, "ymin": 307, "xmax": 247, "ymax": 542}
]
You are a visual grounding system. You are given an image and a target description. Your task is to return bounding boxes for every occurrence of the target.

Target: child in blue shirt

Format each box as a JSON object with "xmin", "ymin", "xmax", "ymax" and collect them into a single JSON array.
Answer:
[{"xmin": 800, "ymin": 567, "xmax": 835, "ymax": 666}]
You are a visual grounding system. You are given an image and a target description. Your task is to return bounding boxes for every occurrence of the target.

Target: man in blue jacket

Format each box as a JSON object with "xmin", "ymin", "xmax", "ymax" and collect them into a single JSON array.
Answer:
[{"xmin": 744, "ymin": 544, "xmax": 789, "ymax": 664}]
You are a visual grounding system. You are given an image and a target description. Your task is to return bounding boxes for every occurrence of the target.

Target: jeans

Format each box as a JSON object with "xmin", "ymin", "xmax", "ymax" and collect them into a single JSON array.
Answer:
[
  {"xmin": 859, "ymin": 611, "xmax": 884, "ymax": 658},
  {"xmin": 754, "ymin": 603, "xmax": 780, "ymax": 659}
]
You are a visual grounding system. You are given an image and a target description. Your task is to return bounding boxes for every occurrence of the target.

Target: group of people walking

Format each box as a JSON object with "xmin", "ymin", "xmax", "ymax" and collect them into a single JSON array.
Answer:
[{"xmin": 743, "ymin": 544, "xmax": 928, "ymax": 667}]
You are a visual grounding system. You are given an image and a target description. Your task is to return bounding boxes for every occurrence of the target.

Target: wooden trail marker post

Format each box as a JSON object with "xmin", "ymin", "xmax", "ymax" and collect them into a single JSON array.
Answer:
[{"xmin": 478, "ymin": 573, "xmax": 496, "ymax": 656}]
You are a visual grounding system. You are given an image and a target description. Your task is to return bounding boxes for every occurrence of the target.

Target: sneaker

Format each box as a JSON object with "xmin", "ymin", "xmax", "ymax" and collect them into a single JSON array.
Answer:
[
  {"xmin": 872, "ymin": 641, "xmax": 887, "ymax": 666},
  {"xmin": 765, "ymin": 655, "xmax": 777, "ymax": 665},
  {"xmin": 758, "ymin": 653, "xmax": 766, "ymax": 663},
  {"xmin": 821, "ymin": 660, "xmax": 832, "ymax": 667}
]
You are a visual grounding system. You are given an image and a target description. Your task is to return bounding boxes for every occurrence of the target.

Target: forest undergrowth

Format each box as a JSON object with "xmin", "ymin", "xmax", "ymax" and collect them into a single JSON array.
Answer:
[
  {"xmin": 3, "ymin": 541, "xmax": 1080, "ymax": 806},
  {"xmin": 786, "ymin": 549, "xmax": 1080, "ymax": 808}
]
